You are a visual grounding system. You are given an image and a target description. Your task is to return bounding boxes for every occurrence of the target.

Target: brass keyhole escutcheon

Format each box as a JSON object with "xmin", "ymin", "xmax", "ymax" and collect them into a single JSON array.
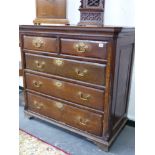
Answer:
[
  {"xmin": 54, "ymin": 59, "xmax": 64, "ymax": 66},
  {"xmin": 54, "ymin": 101, "xmax": 64, "ymax": 109},
  {"xmin": 54, "ymin": 81, "xmax": 63, "ymax": 88}
]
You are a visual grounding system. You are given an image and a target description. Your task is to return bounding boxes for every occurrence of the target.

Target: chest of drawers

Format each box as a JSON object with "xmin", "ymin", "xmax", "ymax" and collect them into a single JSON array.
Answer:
[{"xmin": 19, "ymin": 25, "xmax": 135, "ymax": 151}]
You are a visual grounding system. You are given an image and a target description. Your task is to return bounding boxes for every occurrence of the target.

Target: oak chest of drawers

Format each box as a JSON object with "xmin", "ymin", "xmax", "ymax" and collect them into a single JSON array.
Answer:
[{"xmin": 19, "ymin": 25, "xmax": 135, "ymax": 151}]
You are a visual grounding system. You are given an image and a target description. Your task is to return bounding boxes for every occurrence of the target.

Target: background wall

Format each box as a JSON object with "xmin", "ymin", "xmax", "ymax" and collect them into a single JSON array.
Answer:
[{"xmin": 19, "ymin": 0, "xmax": 135, "ymax": 121}]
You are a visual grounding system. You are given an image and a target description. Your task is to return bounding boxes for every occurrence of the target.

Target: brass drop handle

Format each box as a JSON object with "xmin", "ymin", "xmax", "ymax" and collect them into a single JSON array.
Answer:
[
  {"xmin": 35, "ymin": 60, "xmax": 45, "ymax": 70},
  {"xmin": 78, "ymin": 92, "xmax": 90, "ymax": 101},
  {"xmin": 33, "ymin": 100, "xmax": 44, "ymax": 109},
  {"xmin": 75, "ymin": 68, "xmax": 88, "ymax": 77},
  {"xmin": 32, "ymin": 80, "xmax": 42, "ymax": 88},
  {"xmin": 74, "ymin": 42, "xmax": 88, "ymax": 53},
  {"xmin": 32, "ymin": 38, "xmax": 44, "ymax": 48},
  {"xmin": 79, "ymin": 117, "xmax": 89, "ymax": 126}
]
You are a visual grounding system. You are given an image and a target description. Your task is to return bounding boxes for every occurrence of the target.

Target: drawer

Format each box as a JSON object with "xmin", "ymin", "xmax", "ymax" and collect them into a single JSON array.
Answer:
[
  {"xmin": 61, "ymin": 39, "xmax": 108, "ymax": 59},
  {"xmin": 23, "ymin": 36, "xmax": 57, "ymax": 52},
  {"xmin": 25, "ymin": 53, "xmax": 106, "ymax": 86},
  {"xmin": 26, "ymin": 73, "xmax": 105, "ymax": 111},
  {"xmin": 27, "ymin": 93, "xmax": 103, "ymax": 136}
]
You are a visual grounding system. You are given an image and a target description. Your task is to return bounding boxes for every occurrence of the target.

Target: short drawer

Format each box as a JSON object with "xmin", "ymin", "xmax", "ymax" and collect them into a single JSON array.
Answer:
[
  {"xmin": 61, "ymin": 39, "xmax": 108, "ymax": 59},
  {"xmin": 26, "ymin": 73, "xmax": 105, "ymax": 111},
  {"xmin": 27, "ymin": 93, "xmax": 103, "ymax": 136},
  {"xmin": 23, "ymin": 36, "xmax": 57, "ymax": 52},
  {"xmin": 25, "ymin": 53, "xmax": 106, "ymax": 86}
]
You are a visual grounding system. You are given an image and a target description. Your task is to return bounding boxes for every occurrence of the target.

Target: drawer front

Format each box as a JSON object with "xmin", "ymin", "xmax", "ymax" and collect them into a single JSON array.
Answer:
[
  {"xmin": 23, "ymin": 36, "xmax": 57, "ymax": 52},
  {"xmin": 25, "ymin": 53, "xmax": 106, "ymax": 86},
  {"xmin": 61, "ymin": 39, "xmax": 108, "ymax": 59},
  {"xmin": 27, "ymin": 93, "xmax": 103, "ymax": 136},
  {"xmin": 26, "ymin": 73, "xmax": 105, "ymax": 111}
]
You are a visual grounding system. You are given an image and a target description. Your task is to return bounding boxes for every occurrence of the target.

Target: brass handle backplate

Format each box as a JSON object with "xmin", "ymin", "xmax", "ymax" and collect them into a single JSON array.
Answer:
[
  {"xmin": 75, "ymin": 68, "xmax": 88, "ymax": 77},
  {"xmin": 32, "ymin": 38, "xmax": 44, "ymax": 48},
  {"xmin": 33, "ymin": 100, "xmax": 45, "ymax": 109},
  {"xmin": 78, "ymin": 117, "xmax": 89, "ymax": 126},
  {"xmin": 78, "ymin": 92, "xmax": 90, "ymax": 101},
  {"xmin": 74, "ymin": 42, "xmax": 88, "ymax": 53},
  {"xmin": 32, "ymin": 80, "xmax": 42, "ymax": 88},
  {"xmin": 35, "ymin": 60, "xmax": 45, "ymax": 70}
]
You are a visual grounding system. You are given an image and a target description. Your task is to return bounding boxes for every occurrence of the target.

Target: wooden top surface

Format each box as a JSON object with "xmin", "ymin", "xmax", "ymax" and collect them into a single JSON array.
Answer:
[
  {"xmin": 19, "ymin": 25, "xmax": 135, "ymax": 32},
  {"xmin": 19, "ymin": 25, "xmax": 134, "ymax": 35}
]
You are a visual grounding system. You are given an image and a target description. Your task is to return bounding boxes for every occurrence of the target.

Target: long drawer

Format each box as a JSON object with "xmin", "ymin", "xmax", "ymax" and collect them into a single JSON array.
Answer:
[
  {"xmin": 26, "ymin": 73, "xmax": 105, "ymax": 111},
  {"xmin": 25, "ymin": 53, "xmax": 106, "ymax": 86},
  {"xmin": 27, "ymin": 92, "xmax": 103, "ymax": 136}
]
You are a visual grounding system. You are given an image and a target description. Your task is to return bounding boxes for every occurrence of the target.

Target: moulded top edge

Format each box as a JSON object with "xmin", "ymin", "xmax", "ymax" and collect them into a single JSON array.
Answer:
[{"xmin": 19, "ymin": 25, "xmax": 134, "ymax": 34}]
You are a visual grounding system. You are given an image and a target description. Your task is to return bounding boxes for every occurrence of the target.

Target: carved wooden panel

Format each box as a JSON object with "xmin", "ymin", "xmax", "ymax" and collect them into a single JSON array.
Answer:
[
  {"xmin": 81, "ymin": 12, "xmax": 103, "ymax": 24},
  {"xmin": 87, "ymin": 0, "xmax": 100, "ymax": 7},
  {"xmin": 78, "ymin": 0, "xmax": 105, "ymax": 26}
]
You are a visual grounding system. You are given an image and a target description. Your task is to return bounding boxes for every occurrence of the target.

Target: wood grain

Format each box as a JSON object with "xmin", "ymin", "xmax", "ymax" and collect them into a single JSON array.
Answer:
[
  {"xmin": 23, "ymin": 36, "xmax": 58, "ymax": 53},
  {"xmin": 27, "ymin": 92, "xmax": 103, "ymax": 136},
  {"xmin": 26, "ymin": 73, "xmax": 105, "ymax": 111},
  {"xmin": 25, "ymin": 53, "xmax": 106, "ymax": 86},
  {"xmin": 61, "ymin": 38, "xmax": 108, "ymax": 59}
]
